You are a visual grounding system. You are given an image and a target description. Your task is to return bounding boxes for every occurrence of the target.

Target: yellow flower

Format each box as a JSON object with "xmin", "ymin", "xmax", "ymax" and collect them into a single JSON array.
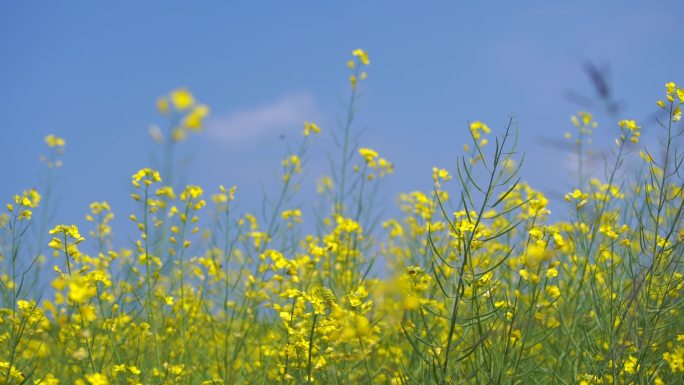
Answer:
[
  {"xmin": 545, "ymin": 285, "xmax": 561, "ymax": 299},
  {"xmin": 14, "ymin": 188, "xmax": 41, "ymax": 209},
  {"xmin": 359, "ymin": 148, "xmax": 378, "ymax": 165},
  {"xmin": 0, "ymin": 361, "xmax": 24, "ymax": 382},
  {"xmin": 155, "ymin": 186, "xmax": 176, "ymax": 200},
  {"xmin": 131, "ymin": 168, "xmax": 162, "ymax": 188},
  {"xmin": 303, "ymin": 121, "xmax": 321, "ymax": 137},
  {"xmin": 599, "ymin": 224, "xmax": 619, "ymax": 240},
  {"xmin": 48, "ymin": 224, "xmax": 85, "ymax": 245},
  {"xmin": 34, "ymin": 373, "xmax": 60, "ymax": 385},
  {"xmin": 618, "ymin": 119, "xmax": 639, "ymax": 131},
  {"xmin": 665, "ymin": 81, "xmax": 676, "ymax": 95},
  {"xmin": 170, "ymin": 87, "xmax": 195, "ymax": 110},
  {"xmin": 663, "ymin": 347, "xmax": 684, "ymax": 373},
  {"xmin": 432, "ymin": 167, "xmax": 452, "ymax": 185},
  {"xmin": 617, "ymin": 119, "xmax": 641, "ymax": 143},
  {"xmin": 68, "ymin": 277, "xmax": 96, "ymax": 304},
  {"xmin": 183, "ymin": 104, "xmax": 210, "ymax": 130},
  {"xmin": 280, "ymin": 155, "xmax": 302, "ymax": 182},
  {"xmin": 347, "ymin": 286, "xmax": 368, "ymax": 307},
  {"xmin": 85, "ymin": 373, "xmax": 109, "ymax": 385},
  {"xmin": 578, "ymin": 111, "xmax": 593, "ymax": 125},
  {"xmin": 519, "ymin": 269, "xmax": 530, "ymax": 281},
  {"xmin": 546, "ymin": 267, "xmax": 558, "ymax": 278},
  {"xmin": 212, "ymin": 185, "xmax": 237, "ymax": 205},
  {"xmin": 336, "ymin": 216, "xmax": 362, "ymax": 234},
  {"xmin": 623, "ymin": 355, "xmax": 638, "ymax": 374},
  {"xmin": 44, "ymin": 134, "xmax": 66, "ymax": 148},
  {"xmin": 469, "ymin": 121, "xmax": 491, "ymax": 140},
  {"xmin": 180, "ymin": 185, "xmax": 204, "ymax": 201},
  {"xmin": 352, "ymin": 49, "xmax": 370, "ymax": 66},
  {"xmin": 17, "ymin": 299, "xmax": 33, "ymax": 311},
  {"xmin": 128, "ymin": 366, "xmax": 141, "ymax": 375},
  {"xmin": 524, "ymin": 243, "xmax": 553, "ymax": 268},
  {"xmin": 281, "ymin": 209, "xmax": 302, "ymax": 225}
]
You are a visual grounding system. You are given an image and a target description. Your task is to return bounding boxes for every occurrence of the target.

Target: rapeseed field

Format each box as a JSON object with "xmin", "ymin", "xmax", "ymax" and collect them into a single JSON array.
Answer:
[{"xmin": 2, "ymin": 50, "xmax": 683, "ymax": 385}]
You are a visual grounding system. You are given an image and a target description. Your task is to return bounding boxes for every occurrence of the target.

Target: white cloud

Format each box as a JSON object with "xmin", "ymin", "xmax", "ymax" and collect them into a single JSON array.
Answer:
[{"xmin": 207, "ymin": 91, "xmax": 318, "ymax": 146}]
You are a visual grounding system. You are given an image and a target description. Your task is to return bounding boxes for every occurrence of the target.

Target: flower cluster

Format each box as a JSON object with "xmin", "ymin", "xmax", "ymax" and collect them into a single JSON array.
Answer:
[
  {"xmin": 358, "ymin": 147, "xmax": 393, "ymax": 179},
  {"xmin": 348, "ymin": 49, "xmax": 370, "ymax": 89},
  {"xmin": 155, "ymin": 88, "xmax": 210, "ymax": 142}
]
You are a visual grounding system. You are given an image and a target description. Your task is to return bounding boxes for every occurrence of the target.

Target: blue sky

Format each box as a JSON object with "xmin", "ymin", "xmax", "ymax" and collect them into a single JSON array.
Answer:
[{"xmin": 1, "ymin": 1, "xmax": 682, "ymax": 236}]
